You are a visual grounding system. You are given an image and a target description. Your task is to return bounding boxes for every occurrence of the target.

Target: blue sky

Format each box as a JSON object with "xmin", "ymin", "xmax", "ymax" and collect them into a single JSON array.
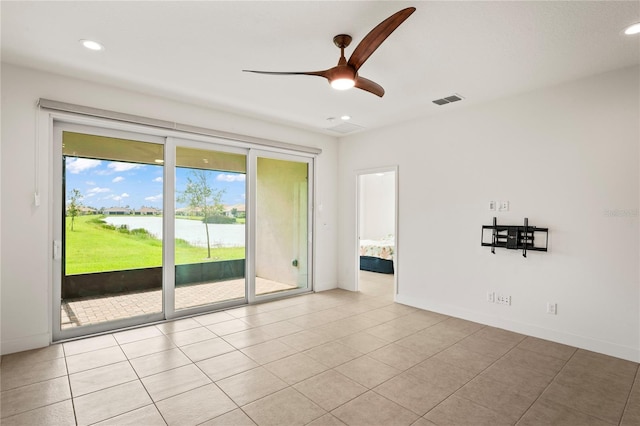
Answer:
[{"xmin": 65, "ymin": 157, "xmax": 246, "ymax": 209}]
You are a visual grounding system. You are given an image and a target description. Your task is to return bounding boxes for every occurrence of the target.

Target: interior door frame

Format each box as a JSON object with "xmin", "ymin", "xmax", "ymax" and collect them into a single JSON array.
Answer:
[{"xmin": 355, "ymin": 165, "xmax": 399, "ymax": 298}]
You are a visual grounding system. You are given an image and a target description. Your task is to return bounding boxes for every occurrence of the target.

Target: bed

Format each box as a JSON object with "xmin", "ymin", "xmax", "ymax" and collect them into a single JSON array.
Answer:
[{"xmin": 359, "ymin": 235, "xmax": 395, "ymax": 274}]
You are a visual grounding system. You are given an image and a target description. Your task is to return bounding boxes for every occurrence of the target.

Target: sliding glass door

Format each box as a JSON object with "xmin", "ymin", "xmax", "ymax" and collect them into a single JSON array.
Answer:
[
  {"xmin": 172, "ymin": 142, "xmax": 248, "ymax": 313},
  {"xmin": 53, "ymin": 124, "xmax": 313, "ymax": 340},
  {"xmin": 252, "ymin": 152, "xmax": 312, "ymax": 300},
  {"xmin": 53, "ymin": 125, "xmax": 167, "ymax": 339}
]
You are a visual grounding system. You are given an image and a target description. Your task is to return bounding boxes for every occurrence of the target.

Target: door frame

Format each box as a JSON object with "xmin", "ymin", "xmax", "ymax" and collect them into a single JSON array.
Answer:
[
  {"xmin": 52, "ymin": 121, "xmax": 168, "ymax": 341},
  {"xmin": 355, "ymin": 166, "xmax": 399, "ymax": 298},
  {"xmin": 164, "ymin": 137, "xmax": 251, "ymax": 320},
  {"xmin": 249, "ymin": 149, "xmax": 315, "ymax": 303},
  {"xmin": 50, "ymin": 113, "xmax": 316, "ymax": 341}
]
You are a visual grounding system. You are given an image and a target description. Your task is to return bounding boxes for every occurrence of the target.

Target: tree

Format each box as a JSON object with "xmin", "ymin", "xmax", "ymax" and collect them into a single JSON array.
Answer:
[
  {"xmin": 178, "ymin": 170, "xmax": 225, "ymax": 258},
  {"xmin": 67, "ymin": 188, "xmax": 82, "ymax": 231}
]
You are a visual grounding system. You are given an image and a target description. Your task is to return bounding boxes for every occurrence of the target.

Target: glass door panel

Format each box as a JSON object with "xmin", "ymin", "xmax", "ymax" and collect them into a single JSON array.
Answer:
[
  {"xmin": 60, "ymin": 131, "xmax": 164, "ymax": 331},
  {"xmin": 255, "ymin": 156, "xmax": 310, "ymax": 296},
  {"xmin": 174, "ymin": 146, "xmax": 247, "ymax": 310}
]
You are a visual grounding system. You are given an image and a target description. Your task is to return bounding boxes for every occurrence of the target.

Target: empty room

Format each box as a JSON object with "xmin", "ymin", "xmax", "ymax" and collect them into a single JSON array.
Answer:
[{"xmin": 1, "ymin": 1, "xmax": 639, "ymax": 425}]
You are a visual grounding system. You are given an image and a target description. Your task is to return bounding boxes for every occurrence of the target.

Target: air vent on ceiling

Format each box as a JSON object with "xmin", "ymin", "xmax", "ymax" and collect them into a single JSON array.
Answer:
[
  {"xmin": 326, "ymin": 122, "xmax": 365, "ymax": 134},
  {"xmin": 432, "ymin": 93, "xmax": 464, "ymax": 106}
]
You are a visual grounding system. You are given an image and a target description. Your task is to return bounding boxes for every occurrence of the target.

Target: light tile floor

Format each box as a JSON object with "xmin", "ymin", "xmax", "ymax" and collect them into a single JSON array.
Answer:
[{"xmin": 2, "ymin": 271, "xmax": 639, "ymax": 426}]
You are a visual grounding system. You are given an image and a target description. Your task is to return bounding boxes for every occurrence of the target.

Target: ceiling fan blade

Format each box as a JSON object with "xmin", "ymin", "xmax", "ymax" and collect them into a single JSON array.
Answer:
[
  {"xmin": 347, "ymin": 7, "xmax": 416, "ymax": 72},
  {"xmin": 355, "ymin": 77, "xmax": 385, "ymax": 97},
  {"xmin": 243, "ymin": 70, "xmax": 328, "ymax": 79}
]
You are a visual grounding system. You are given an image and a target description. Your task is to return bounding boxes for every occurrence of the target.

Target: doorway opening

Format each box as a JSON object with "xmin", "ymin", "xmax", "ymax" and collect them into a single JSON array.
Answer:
[{"xmin": 356, "ymin": 167, "xmax": 398, "ymax": 300}]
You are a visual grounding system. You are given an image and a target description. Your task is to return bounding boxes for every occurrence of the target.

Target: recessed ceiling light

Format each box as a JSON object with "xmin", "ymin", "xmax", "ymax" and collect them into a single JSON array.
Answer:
[
  {"xmin": 341, "ymin": 115, "xmax": 351, "ymax": 121},
  {"xmin": 80, "ymin": 39, "xmax": 104, "ymax": 51},
  {"xmin": 624, "ymin": 22, "xmax": 640, "ymax": 35}
]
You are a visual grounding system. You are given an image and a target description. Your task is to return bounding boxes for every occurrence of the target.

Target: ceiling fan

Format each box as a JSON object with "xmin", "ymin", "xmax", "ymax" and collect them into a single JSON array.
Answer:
[{"xmin": 243, "ymin": 7, "xmax": 416, "ymax": 97}]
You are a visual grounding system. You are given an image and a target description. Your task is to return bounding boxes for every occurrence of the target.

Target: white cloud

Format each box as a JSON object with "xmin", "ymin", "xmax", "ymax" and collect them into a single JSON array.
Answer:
[
  {"xmin": 145, "ymin": 194, "xmax": 163, "ymax": 203},
  {"xmin": 87, "ymin": 187, "xmax": 110, "ymax": 194},
  {"xmin": 112, "ymin": 176, "xmax": 125, "ymax": 183},
  {"xmin": 85, "ymin": 181, "xmax": 96, "ymax": 186},
  {"xmin": 153, "ymin": 177, "xmax": 163, "ymax": 183},
  {"xmin": 108, "ymin": 162, "xmax": 143, "ymax": 172},
  {"xmin": 109, "ymin": 192, "xmax": 130, "ymax": 202},
  {"xmin": 66, "ymin": 158, "xmax": 102, "ymax": 174},
  {"xmin": 217, "ymin": 174, "xmax": 246, "ymax": 182}
]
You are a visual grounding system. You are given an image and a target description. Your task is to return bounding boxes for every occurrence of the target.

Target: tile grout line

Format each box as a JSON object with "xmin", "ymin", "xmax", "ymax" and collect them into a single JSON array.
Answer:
[
  {"xmin": 511, "ymin": 347, "xmax": 578, "ymax": 425},
  {"xmin": 418, "ymin": 327, "xmax": 532, "ymax": 423},
  {"xmin": 62, "ymin": 343, "xmax": 80, "ymax": 426},
  {"xmin": 119, "ymin": 328, "xmax": 171, "ymax": 426},
  {"xmin": 618, "ymin": 362, "xmax": 640, "ymax": 426}
]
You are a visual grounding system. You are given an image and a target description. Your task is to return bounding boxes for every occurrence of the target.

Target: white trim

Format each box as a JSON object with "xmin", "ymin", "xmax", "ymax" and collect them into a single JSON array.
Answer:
[
  {"xmin": 1, "ymin": 333, "xmax": 51, "ymax": 356},
  {"xmin": 247, "ymin": 150, "xmax": 257, "ymax": 304},
  {"xmin": 355, "ymin": 166, "xmax": 399, "ymax": 299},
  {"xmin": 163, "ymin": 138, "xmax": 177, "ymax": 319},
  {"xmin": 396, "ymin": 293, "xmax": 640, "ymax": 363}
]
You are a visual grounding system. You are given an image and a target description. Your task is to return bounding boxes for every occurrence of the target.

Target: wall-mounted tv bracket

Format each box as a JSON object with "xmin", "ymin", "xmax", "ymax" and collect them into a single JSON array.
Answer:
[{"xmin": 481, "ymin": 217, "xmax": 548, "ymax": 257}]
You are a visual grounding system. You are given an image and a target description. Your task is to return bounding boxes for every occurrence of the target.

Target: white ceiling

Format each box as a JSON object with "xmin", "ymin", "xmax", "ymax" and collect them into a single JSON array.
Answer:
[{"xmin": 2, "ymin": 1, "xmax": 639, "ymax": 135}]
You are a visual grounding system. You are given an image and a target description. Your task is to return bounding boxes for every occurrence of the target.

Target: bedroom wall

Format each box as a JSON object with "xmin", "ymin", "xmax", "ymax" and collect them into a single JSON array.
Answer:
[
  {"xmin": 360, "ymin": 172, "xmax": 395, "ymax": 239},
  {"xmin": 0, "ymin": 63, "xmax": 339, "ymax": 355},
  {"xmin": 338, "ymin": 66, "xmax": 640, "ymax": 362}
]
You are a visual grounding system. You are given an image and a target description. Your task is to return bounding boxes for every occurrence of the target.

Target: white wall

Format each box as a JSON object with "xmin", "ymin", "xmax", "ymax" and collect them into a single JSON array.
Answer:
[
  {"xmin": 338, "ymin": 66, "xmax": 640, "ymax": 362},
  {"xmin": 360, "ymin": 172, "xmax": 395, "ymax": 239},
  {"xmin": 0, "ymin": 63, "xmax": 339, "ymax": 355}
]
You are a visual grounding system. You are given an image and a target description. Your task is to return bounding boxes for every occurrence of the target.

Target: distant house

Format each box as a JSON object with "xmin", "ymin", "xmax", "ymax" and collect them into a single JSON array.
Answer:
[
  {"xmin": 136, "ymin": 207, "xmax": 161, "ymax": 215},
  {"xmin": 224, "ymin": 204, "xmax": 246, "ymax": 218},
  {"xmin": 76, "ymin": 206, "xmax": 97, "ymax": 215},
  {"xmin": 103, "ymin": 207, "xmax": 132, "ymax": 215},
  {"xmin": 176, "ymin": 206, "xmax": 203, "ymax": 216}
]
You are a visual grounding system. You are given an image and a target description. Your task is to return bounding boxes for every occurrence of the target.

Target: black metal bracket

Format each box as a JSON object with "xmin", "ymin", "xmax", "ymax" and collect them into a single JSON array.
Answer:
[{"xmin": 481, "ymin": 217, "xmax": 548, "ymax": 257}]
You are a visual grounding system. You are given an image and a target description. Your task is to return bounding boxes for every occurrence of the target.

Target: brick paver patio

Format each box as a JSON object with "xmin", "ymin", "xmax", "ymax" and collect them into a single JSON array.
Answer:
[{"xmin": 61, "ymin": 278, "xmax": 296, "ymax": 329}]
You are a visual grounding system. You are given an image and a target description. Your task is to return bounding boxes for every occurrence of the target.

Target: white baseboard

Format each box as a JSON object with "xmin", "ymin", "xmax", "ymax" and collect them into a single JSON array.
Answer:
[
  {"xmin": 395, "ymin": 294, "xmax": 639, "ymax": 363},
  {"xmin": 1, "ymin": 332, "xmax": 51, "ymax": 356}
]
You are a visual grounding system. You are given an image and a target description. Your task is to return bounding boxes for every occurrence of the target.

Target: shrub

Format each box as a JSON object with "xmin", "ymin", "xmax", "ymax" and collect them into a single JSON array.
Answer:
[
  {"xmin": 203, "ymin": 215, "xmax": 236, "ymax": 224},
  {"xmin": 130, "ymin": 228, "xmax": 152, "ymax": 238}
]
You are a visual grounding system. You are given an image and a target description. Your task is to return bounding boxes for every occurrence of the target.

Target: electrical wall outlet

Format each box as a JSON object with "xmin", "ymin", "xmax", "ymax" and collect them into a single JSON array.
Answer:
[
  {"xmin": 486, "ymin": 291, "xmax": 495, "ymax": 302},
  {"xmin": 546, "ymin": 302, "xmax": 557, "ymax": 315},
  {"xmin": 498, "ymin": 201, "xmax": 509, "ymax": 212},
  {"xmin": 495, "ymin": 293, "xmax": 511, "ymax": 305}
]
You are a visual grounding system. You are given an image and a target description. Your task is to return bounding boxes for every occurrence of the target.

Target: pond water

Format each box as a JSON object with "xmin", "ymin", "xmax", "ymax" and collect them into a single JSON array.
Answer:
[{"xmin": 105, "ymin": 216, "xmax": 244, "ymax": 248}]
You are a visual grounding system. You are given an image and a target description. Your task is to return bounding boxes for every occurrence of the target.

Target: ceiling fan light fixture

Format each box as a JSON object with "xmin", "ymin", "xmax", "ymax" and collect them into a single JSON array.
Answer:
[
  {"xmin": 624, "ymin": 22, "xmax": 640, "ymax": 35},
  {"xmin": 331, "ymin": 78, "xmax": 355, "ymax": 90},
  {"xmin": 80, "ymin": 39, "xmax": 104, "ymax": 51}
]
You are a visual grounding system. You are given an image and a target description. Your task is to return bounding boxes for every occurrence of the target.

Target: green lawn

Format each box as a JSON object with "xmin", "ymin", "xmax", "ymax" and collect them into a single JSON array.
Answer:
[{"xmin": 65, "ymin": 215, "xmax": 244, "ymax": 275}]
